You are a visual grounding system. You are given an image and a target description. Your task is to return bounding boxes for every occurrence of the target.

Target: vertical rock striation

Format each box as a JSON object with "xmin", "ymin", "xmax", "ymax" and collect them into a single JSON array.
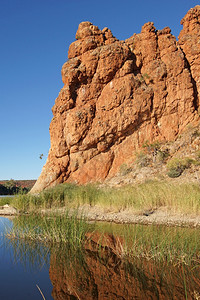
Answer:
[{"xmin": 31, "ymin": 6, "xmax": 200, "ymax": 193}]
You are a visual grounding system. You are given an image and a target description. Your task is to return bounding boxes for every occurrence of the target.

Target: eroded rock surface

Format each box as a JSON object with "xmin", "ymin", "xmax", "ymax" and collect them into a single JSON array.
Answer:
[{"xmin": 31, "ymin": 6, "xmax": 200, "ymax": 193}]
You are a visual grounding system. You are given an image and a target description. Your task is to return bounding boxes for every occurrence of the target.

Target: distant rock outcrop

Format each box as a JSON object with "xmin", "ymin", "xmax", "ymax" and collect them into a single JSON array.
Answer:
[{"xmin": 31, "ymin": 6, "xmax": 200, "ymax": 193}]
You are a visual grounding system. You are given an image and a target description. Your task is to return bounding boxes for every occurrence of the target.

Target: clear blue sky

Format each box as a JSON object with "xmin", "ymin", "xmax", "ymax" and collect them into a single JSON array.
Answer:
[{"xmin": 0, "ymin": 0, "xmax": 199, "ymax": 180}]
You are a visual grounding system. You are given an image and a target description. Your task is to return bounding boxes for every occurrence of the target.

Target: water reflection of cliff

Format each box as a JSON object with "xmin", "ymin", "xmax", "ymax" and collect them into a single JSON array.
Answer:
[{"xmin": 49, "ymin": 232, "xmax": 200, "ymax": 300}]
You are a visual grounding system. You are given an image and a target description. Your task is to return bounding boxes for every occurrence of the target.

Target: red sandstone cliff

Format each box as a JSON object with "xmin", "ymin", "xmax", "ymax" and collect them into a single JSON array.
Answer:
[{"xmin": 31, "ymin": 6, "xmax": 200, "ymax": 193}]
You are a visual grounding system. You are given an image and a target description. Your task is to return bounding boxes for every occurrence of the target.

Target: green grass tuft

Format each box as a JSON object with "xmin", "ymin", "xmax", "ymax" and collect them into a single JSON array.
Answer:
[{"xmin": 8, "ymin": 211, "xmax": 91, "ymax": 247}]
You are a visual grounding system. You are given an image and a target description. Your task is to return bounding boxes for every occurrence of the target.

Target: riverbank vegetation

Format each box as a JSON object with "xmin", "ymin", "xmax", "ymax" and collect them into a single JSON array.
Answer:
[
  {"xmin": 6, "ymin": 213, "xmax": 200, "ymax": 266},
  {"xmin": 3, "ymin": 180, "xmax": 200, "ymax": 267},
  {"xmin": 0, "ymin": 179, "xmax": 35, "ymax": 195},
  {"xmin": 2, "ymin": 180, "xmax": 200, "ymax": 215}
]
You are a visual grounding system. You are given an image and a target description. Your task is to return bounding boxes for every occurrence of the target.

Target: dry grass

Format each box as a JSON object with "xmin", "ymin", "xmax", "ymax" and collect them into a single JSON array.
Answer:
[{"xmin": 8, "ymin": 180, "xmax": 200, "ymax": 215}]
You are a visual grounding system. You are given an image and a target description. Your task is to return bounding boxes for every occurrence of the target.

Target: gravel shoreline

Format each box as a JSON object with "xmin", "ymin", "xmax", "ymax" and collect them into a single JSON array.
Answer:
[
  {"xmin": 40, "ymin": 205, "xmax": 200, "ymax": 228},
  {"xmin": 1, "ymin": 204, "xmax": 200, "ymax": 227}
]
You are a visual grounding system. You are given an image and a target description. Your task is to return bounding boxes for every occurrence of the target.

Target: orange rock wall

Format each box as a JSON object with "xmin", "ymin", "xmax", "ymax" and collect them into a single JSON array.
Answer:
[{"xmin": 31, "ymin": 6, "xmax": 200, "ymax": 193}]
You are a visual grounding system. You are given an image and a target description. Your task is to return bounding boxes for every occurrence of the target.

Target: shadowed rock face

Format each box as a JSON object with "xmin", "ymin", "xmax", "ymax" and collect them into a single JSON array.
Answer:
[{"xmin": 31, "ymin": 6, "xmax": 200, "ymax": 193}]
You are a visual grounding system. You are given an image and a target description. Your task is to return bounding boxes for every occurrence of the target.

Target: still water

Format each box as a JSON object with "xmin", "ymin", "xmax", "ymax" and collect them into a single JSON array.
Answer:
[
  {"xmin": 0, "ymin": 217, "xmax": 53, "ymax": 300},
  {"xmin": 1, "ymin": 216, "xmax": 200, "ymax": 299}
]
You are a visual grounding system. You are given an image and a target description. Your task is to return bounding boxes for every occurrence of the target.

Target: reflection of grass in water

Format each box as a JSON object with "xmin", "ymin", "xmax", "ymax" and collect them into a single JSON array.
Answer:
[
  {"xmin": 6, "ymin": 213, "xmax": 200, "ymax": 298},
  {"xmin": 49, "ymin": 236, "xmax": 200, "ymax": 300},
  {"xmin": 6, "ymin": 236, "xmax": 199, "ymax": 299},
  {"xmin": 5, "ymin": 212, "xmax": 90, "ymax": 271},
  {"xmin": 6, "ymin": 216, "xmax": 200, "ymax": 299},
  {"xmin": 7, "ymin": 214, "xmax": 200, "ymax": 266},
  {"xmin": 5, "ymin": 235, "xmax": 50, "ymax": 271},
  {"xmin": 10, "ymin": 180, "xmax": 200, "ymax": 214}
]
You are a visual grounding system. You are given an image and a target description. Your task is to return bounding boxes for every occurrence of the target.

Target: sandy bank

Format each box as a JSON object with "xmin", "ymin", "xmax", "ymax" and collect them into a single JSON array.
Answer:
[
  {"xmin": 40, "ymin": 205, "xmax": 200, "ymax": 228},
  {"xmin": 1, "ymin": 203, "xmax": 200, "ymax": 227}
]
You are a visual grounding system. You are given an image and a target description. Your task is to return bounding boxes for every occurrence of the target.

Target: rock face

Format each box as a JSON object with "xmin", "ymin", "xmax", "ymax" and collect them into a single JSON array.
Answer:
[{"xmin": 31, "ymin": 6, "xmax": 200, "ymax": 193}]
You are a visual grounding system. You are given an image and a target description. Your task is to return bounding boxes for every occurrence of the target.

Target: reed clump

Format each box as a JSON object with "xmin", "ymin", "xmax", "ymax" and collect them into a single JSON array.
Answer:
[{"xmin": 8, "ymin": 212, "xmax": 91, "ymax": 248}]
